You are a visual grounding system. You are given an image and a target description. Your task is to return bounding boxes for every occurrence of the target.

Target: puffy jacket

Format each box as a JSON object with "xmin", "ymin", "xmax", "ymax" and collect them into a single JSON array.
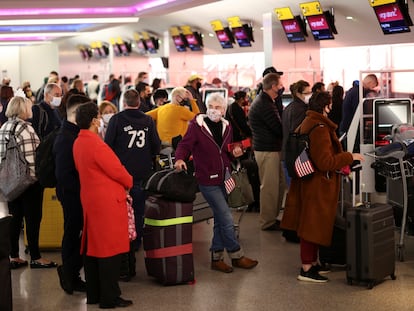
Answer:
[
  {"xmin": 175, "ymin": 114, "xmax": 233, "ymax": 186},
  {"xmin": 248, "ymin": 91, "xmax": 283, "ymax": 151}
]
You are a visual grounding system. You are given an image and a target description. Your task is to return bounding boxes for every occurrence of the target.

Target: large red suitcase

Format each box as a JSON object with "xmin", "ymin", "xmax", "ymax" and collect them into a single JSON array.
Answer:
[{"xmin": 143, "ymin": 195, "xmax": 195, "ymax": 285}]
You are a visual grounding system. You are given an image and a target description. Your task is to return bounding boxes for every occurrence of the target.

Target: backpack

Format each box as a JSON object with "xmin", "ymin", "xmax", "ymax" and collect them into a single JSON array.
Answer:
[
  {"xmin": 0, "ymin": 121, "xmax": 36, "ymax": 201},
  {"xmin": 34, "ymin": 127, "xmax": 59, "ymax": 188},
  {"xmin": 285, "ymin": 123, "xmax": 324, "ymax": 179}
]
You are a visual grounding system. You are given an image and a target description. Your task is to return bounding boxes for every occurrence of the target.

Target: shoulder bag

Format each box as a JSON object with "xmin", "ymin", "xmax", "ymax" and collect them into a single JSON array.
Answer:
[{"xmin": 0, "ymin": 122, "xmax": 37, "ymax": 201}]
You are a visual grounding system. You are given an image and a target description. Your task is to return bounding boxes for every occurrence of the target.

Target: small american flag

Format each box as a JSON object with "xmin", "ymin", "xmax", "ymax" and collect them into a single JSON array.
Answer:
[
  {"xmin": 224, "ymin": 169, "xmax": 236, "ymax": 194},
  {"xmin": 295, "ymin": 149, "xmax": 315, "ymax": 178}
]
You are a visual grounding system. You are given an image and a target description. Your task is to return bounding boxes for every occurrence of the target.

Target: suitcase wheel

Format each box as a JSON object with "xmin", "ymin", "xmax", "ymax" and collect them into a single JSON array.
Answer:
[
  {"xmin": 367, "ymin": 281, "xmax": 375, "ymax": 290},
  {"xmin": 391, "ymin": 273, "xmax": 397, "ymax": 280},
  {"xmin": 347, "ymin": 277, "xmax": 353, "ymax": 285}
]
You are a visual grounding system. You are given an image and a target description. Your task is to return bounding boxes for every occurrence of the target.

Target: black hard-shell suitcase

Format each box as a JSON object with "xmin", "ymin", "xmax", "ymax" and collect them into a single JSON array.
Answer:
[
  {"xmin": 143, "ymin": 195, "xmax": 195, "ymax": 285},
  {"xmin": 346, "ymin": 203, "xmax": 396, "ymax": 289}
]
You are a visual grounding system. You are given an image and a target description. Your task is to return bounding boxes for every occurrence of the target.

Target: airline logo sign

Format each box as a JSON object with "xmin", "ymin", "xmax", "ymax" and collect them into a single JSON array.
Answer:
[
  {"xmin": 307, "ymin": 15, "xmax": 329, "ymax": 30},
  {"xmin": 376, "ymin": 4, "xmax": 402, "ymax": 22},
  {"xmin": 282, "ymin": 20, "xmax": 300, "ymax": 33}
]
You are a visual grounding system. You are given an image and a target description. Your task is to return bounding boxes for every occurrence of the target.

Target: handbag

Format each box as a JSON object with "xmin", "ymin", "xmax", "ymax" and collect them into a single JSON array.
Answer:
[
  {"xmin": 0, "ymin": 122, "xmax": 36, "ymax": 201},
  {"xmin": 227, "ymin": 167, "xmax": 254, "ymax": 208},
  {"xmin": 126, "ymin": 194, "xmax": 137, "ymax": 241},
  {"xmin": 144, "ymin": 168, "xmax": 198, "ymax": 203}
]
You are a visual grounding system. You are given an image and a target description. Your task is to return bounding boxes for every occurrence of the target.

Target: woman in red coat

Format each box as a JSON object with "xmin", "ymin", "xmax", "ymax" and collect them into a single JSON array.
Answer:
[
  {"xmin": 73, "ymin": 102, "xmax": 133, "ymax": 308},
  {"xmin": 281, "ymin": 92, "xmax": 364, "ymax": 283}
]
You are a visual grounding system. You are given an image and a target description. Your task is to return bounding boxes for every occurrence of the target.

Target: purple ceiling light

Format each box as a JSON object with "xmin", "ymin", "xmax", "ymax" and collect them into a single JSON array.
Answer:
[
  {"xmin": 134, "ymin": 0, "xmax": 178, "ymax": 12},
  {"xmin": 0, "ymin": 0, "xmax": 179, "ymax": 17},
  {"xmin": 0, "ymin": 7, "xmax": 136, "ymax": 17}
]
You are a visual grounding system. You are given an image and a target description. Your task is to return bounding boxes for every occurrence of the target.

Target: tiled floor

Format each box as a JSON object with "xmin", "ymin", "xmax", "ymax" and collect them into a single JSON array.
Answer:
[{"xmin": 10, "ymin": 211, "xmax": 414, "ymax": 311}]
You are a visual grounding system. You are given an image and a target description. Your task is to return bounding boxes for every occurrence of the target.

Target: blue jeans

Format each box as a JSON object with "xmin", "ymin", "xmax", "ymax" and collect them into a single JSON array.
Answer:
[{"xmin": 198, "ymin": 184, "xmax": 240, "ymax": 254}]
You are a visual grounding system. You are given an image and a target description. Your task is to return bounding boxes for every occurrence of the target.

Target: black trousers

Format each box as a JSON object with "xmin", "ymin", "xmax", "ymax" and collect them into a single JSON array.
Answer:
[
  {"xmin": 84, "ymin": 253, "xmax": 122, "ymax": 306},
  {"xmin": 8, "ymin": 181, "xmax": 43, "ymax": 260},
  {"xmin": 0, "ymin": 216, "xmax": 12, "ymax": 311},
  {"xmin": 59, "ymin": 192, "xmax": 83, "ymax": 283}
]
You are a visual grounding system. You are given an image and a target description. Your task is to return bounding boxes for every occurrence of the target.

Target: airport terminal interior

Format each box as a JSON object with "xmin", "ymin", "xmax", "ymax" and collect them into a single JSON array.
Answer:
[
  {"xmin": 3, "ymin": 0, "xmax": 414, "ymax": 310},
  {"xmin": 9, "ymin": 212, "xmax": 414, "ymax": 311}
]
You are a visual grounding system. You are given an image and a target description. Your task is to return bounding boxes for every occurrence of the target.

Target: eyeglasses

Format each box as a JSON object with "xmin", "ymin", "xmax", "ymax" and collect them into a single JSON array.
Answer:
[{"xmin": 302, "ymin": 91, "xmax": 312, "ymax": 95}]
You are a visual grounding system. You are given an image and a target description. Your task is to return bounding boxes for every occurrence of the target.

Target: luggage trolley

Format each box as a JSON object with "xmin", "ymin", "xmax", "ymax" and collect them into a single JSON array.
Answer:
[{"xmin": 367, "ymin": 146, "xmax": 414, "ymax": 261}]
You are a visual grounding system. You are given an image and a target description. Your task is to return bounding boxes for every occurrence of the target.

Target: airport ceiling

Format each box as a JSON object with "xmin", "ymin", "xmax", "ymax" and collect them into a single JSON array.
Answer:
[{"xmin": 1, "ymin": 0, "xmax": 414, "ymax": 47}]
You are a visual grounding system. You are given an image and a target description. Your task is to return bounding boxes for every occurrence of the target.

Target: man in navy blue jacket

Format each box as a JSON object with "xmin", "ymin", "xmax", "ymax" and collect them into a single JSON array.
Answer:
[
  {"xmin": 105, "ymin": 89, "xmax": 161, "ymax": 279},
  {"xmin": 53, "ymin": 94, "xmax": 91, "ymax": 294}
]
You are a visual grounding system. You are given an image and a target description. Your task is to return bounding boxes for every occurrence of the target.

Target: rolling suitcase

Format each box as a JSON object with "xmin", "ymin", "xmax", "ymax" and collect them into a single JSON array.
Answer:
[
  {"xmin": 143, "ymin": 195, "xmax": 195, "ymax": 285},
  {"xmin": 346, "ymin": 203, "xmax": 396, "ymax": 289},
  {"xmin": 25, "ymin": 188, "xmax": 64, "ymax": 249}
]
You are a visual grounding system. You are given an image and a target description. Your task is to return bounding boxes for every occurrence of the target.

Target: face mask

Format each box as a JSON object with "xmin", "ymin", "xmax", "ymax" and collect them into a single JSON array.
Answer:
[
  {"xmin": 304, "ymin": 94, "xmax": 312, "ymax": 104},
  {"xmin": 196, "ymin": 82, "xmax": 202, "ymax": 89},
  {"xmin": 50, "ymin": 96, "xmax": 62, "ymax": 107},
  {"xmin": 98, "ymin": 118, "xmax": 104, "ymax": 133},
  {"xmin": 277, "ymin": 87, "xmax": 285, "ymax": 97},
  {"xmin": 143, "ymin": 78, "xmax": 149, "ymax": 84},
  {"xmin": 180, "ymin": 99, "xmax": 190, "ymax": 107},
  {"xmin": 206, "ymin": 108, "xmax": 222, "ymax": 122},
  {"xmin": 102, "ymin": 113, "xmax": 114, "ymax": 124}
]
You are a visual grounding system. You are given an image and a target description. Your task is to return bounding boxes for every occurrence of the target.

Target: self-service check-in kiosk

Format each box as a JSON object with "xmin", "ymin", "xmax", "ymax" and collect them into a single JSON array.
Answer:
[{"xmin": 348, "ymin": 96, "xmax": 413, "ymax": 194}]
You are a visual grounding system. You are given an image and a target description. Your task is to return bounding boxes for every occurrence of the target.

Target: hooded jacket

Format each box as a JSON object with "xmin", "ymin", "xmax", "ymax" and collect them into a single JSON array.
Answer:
[{"xmin": 175, "ymin": 114, "xmax": 233, "ymax": 186}]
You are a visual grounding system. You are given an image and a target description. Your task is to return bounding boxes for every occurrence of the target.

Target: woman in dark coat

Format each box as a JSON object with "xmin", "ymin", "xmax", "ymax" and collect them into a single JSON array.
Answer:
[{"xmin": 281, "ymin": 92, "xmax": 364, "ymax": 283}]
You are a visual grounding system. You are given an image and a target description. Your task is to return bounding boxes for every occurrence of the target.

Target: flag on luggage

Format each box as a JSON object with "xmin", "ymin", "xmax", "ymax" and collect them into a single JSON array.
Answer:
[
  {"xmin": 294, "ymin": 149, "xmax": 314, "ymax": 178},
  {"xmin": 224, "ymin": 169, "xmax": 236, "ymax": 194}
]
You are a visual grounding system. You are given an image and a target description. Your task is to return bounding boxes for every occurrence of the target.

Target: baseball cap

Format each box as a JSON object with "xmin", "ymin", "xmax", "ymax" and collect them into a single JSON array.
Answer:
[
  {"xmin": 188, "ymin": 74, "xmax": 204, "ymax": 82},
  {"xmin": 262, "ymin": 66, "xmax": 283, "ymax": 77}
]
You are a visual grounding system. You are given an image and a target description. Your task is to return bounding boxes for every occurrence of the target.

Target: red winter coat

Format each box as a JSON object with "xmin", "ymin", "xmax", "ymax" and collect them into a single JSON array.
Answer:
[
  {"xmin": 73, "ymin": 130, "xmax": 133, "ymax": 258},
  {"xmin": 281, "ymin": 111, "xmax": 353, "ymax": 246}
]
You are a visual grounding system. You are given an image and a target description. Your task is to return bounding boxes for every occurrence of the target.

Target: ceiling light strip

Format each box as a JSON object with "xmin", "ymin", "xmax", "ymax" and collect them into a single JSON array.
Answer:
[{"xmin": 0, "ymin": 17, "xmax": 139, "ymax": 26}]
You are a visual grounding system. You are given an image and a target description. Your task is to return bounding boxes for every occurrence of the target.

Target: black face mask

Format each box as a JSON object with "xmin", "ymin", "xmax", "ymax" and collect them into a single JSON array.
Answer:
[
  {"xmin": 196, "ymin": 82, "xmax": 202, "ymax": 89},
  {"xmin": 277, "ymin": 87, "xmax": 285, "ymax": 97},
  {"xmin": 180, "ymin": 99, "xmax": 190, "ymax": 107}
]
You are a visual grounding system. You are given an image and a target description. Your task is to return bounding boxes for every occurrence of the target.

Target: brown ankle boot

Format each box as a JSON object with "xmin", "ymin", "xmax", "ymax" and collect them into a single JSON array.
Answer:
[
  {"xmin": 211, "ymin": 260, "xmax": 233, "ymax": 273},
  {"xmin": 232, "ymin": 256, "xmax": 258, "ymax": 269}
]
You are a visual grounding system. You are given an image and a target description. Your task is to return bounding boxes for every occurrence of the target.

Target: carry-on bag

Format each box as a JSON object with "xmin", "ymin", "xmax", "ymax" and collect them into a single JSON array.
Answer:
[
  {"xmin": 346, "ymin": 203, "xmax": 396, "ymax": 289},
  {"xmin": 144, "ymin": 169, "xmax": 198, "ymax": 203},
  {"xmin": 143, "ymin": 195, "xmax": 195, "ymax": 285}
]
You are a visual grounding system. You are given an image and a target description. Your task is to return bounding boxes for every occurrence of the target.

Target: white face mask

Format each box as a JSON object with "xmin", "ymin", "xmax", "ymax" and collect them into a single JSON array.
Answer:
[
  {"xmin": 50, "ymin": 96, "xmax": 62, "ymax": 107},
  {"xmin": 98, "ymin": 118, "xmax": 105, "ymax": 133},
  {"xmin": 304, "ymin": 94, "xmax": 312, "ymax": 104},
  {"xmin": 102, "ymin": 113, "xmax": 114, "ymax": 124},
  {"xmin": 206, "ymin": 108, "xmax": 222, "ymax": 122}
]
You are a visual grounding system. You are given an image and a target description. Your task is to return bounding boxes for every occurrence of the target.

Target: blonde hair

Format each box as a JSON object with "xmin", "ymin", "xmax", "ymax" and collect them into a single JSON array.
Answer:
[
  {"xmin": 171, "ymin": 87, "xmax": 187, "ymax": 104},
  {"xmin": 99, "ymin": 101, "xmax": 118, "ymax": 114},
  {"xmin": 5, "ymin": 96, "xmax": 31, "ymax": 119}
]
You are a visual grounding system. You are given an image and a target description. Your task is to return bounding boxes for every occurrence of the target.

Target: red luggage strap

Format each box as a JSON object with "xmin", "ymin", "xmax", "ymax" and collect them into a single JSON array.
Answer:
[{"xmin": 145, "ymin": 243, "xmax": 193, "ymax": 259}]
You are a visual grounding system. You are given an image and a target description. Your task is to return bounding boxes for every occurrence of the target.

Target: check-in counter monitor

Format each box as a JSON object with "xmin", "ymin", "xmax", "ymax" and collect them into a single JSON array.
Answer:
[{"xmin": 374, "ymin": 99, "xmax": 412, "ymax": 146}]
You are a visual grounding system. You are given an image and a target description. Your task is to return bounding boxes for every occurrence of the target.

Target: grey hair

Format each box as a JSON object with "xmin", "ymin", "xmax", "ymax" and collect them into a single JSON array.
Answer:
[
  {"xmin": 206, "ymin": 93, "xmax": 226, "ymax": 111},
  {"xmin": 43, "ymin": 83, "xmax": 61, "ymax": 97}
]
